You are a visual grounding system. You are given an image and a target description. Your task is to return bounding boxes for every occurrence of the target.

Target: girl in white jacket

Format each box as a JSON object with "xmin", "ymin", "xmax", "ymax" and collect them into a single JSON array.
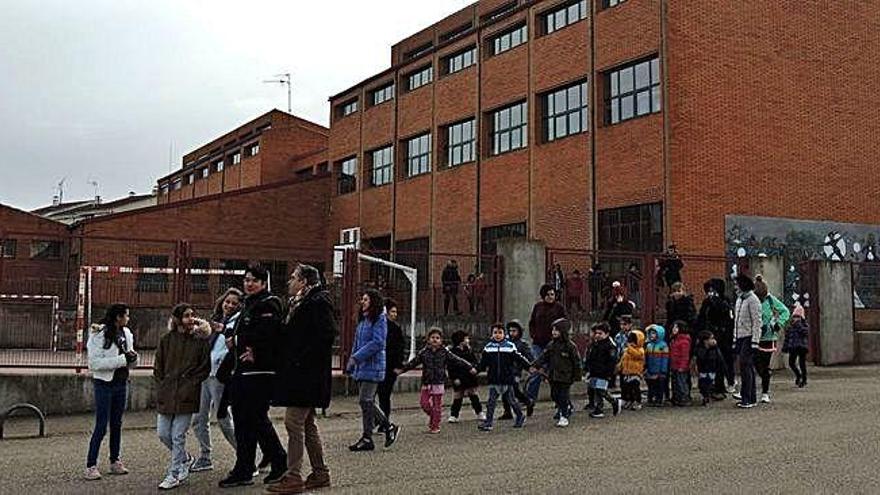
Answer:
[{"xmin": 84, "ymin": 303, "xmax": 138, "ymax": 481}]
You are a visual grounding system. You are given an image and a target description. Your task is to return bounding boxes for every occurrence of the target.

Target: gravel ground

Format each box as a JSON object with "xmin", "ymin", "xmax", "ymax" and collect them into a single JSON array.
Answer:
[{"xmin": 2, "ymin": 365, "xmax": 879, "ymax": 494}]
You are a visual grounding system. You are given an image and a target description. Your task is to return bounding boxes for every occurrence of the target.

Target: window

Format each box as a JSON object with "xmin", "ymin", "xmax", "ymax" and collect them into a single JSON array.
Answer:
[
  {"xmin": 446, "ymin": 119, "xmax": 476, "ymax": 167},
  {"xmin": 190, "ymin": 258, "xmax": 209, "ymax": 294},
  {"xmin": 599, "ymin": 202, "xmax": 663, "ymax": 252},
  {"xmin": 440, "ymin": 23, "xmax": 472, "ymax": 42},
  {"xmin": 172, "ymin": 179, "xmax": 182, "ymax": 190},
  {"xmin": 606, "ymin": 57, "xmax": 661, "ymax": 125},
  {"xmin": 296, "ymin": 167, "xmax": 313, "ymax": 179},
  {"xmin": 405, "ymin": 133, "xmax": 432, "ymax": 177},
  {"xmin": 232, "ymin": 152, "xmax": 241, "ymax": 165},
  {"xmin": 1, "ymin": 239, "xmax": 17, "ymax": 259},
  {"xmin": 186, "ymin": 173, "xmax": 194, "ymax": 185},
  {"xmin": 481, "ymin": 222, "xmax": 526, "ymax": 271},
  {"xmin": 490, "ymin": 24, "xmax": 527, "ymax": 56},
  {"xmin": 405, "ymin": 42, "xmax": 433, "ymax": 60},
  {"xmin": 406, "ymin": 66, "xmax": 433, "ymax": 91},
  {"xmin": 337, "ymin": 157, "xmax": 357, "ymax": 195},
  {"xmin": 219, "ymin": 259, "xmax": 248, "ymax": 291},
  {"xmin": 340, "ymin": 99, "xmax": 358, "ymax": 117},
  {"xmin": 370, "ymin": 146, "xmax": 394, "ymax": 187},
  {"xmin": 491, "ymin": 101, "xmax": 528, "ymax": 155},
  {"xmin": 445, "ymin": 47, "xmax": 476, "ymax": 75},
  {"xmin": 247, "ymin": 142, "xmax": 260, "ymax": 157},
  {"xmin": 214, "ymin": 160, "xmax": 224, "ymax": 172},
  {"xmin": 159, "ymin": 184, "xmax": 169, "ymax": 195},
  {"xmin": 371, "ymin": 82, "xmax": 395, "ymax": 106},
  {"xmin": 136, "ymin": 255, "xmax": 168, "ymax": 293},
  {"xmin": 543, "ymin": 81, "xmax": 588, "ymax": 141},
  {"xmin": 200, "ymin": 168, "xmax": 209, "ymax": 179},
  {"xmin": 30, "ymin": 240, "xmax": 61, "ymax": 259},
  {"xmin": 484, "ymin": 2, "xmax": 516, "ymax": 22},
  {"xmin": 395, "ymin": 237, "xmax": 429, "ymax": 289},
  {"xmin": 603, "ymin": 0, "xmax": 627, "ymax": 8},
  {"xmin": 543, "ymin": 0, "xmax": 588, "ymax": 34}
]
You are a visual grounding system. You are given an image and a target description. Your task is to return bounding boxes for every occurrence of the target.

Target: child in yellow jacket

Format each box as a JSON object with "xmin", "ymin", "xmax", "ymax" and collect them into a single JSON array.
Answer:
[{"xmin": 617, "ymin": 331, "xmax": 645, "ymax": 411}]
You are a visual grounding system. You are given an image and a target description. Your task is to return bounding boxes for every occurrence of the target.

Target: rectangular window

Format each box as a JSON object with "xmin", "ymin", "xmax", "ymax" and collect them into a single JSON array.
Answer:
[
  {"xmin": 186, "ymin": 173, "xmax": 194, "ymax": 185},
  {"xmin": 440, "ymin": 23, "xmax": 472, "ymax": 42},
  {"xmin": 490, "ymin": 24, "xmax": 527, "ymax": 56},
  {"xmin": 247, "ymin": 142, "xmax": 260, "ymax": 156},
  {"xmin": 395, "ymin": 237, "xmax": 429, "ymax": 289},
  {"xmin": 484, "ymin": 1, "xmax": 517, "ymax": 22},
  {"xmin": 190, "ymin": 258, "xmax": 210, "ymax": 294},
  {"xmin": 445, "ymin": 47, "xmax": 476, "ymax": 75},
  {"xmin": 481, "ymin": 222, "xmax": 526, "ymax": 271},
  {"xmin": 606, "ymin": 57, "xmax": 661, "ymax": 125},
  {"xmin": 214, "ymin": 160, "xmax": 224, "ymax": 172},
  {"xmin": 232, "ymin": 152, "xmax": 241, "ymax": 165},
  {"xmin": 340, "ymin": 99, "xmax": 359, "ymax": 117},
  {"xmin": 219, "ymin": 259, "xmax": 248, "ymax": 291},
  {"xmin": 172, "ymin": 179, "xmax": 182, "ymax": 190},
  {"xmin": 543, "ymin": 0, "xmax": 588, "ymax": 34},
  {"xmin": 405, "ymin": 42, "xmax": 433, "ymax": 60},
  {"xmin": 1, "ymin": 239, "xmax": 17, "ymax": 259},
  {"xmin": 446, "ymin": 119, "xmax": 476, "ymax": 167},
  {"xmin": 136, "ymin": 255, "xmax": 168, "ymax": 293},
  {"xmin": 491, "ymin": 101, "xmax": 528, "ymax": 155},
  {"xmin": 543, "ymin": 80, "xmax": 589, "ymax": 142},
  {"xmin": 406, "ymin": 133, "xmax": 432, "ymax": 177},
  {"xmin": 371, "ymin": 82, "xmax": 395, "ymax": 106},
  {"xmin": 159, "ymin": 184, "xmax": 169, "ymax": 195},
  {"xmin": 30, "ymin": 240, "xmax": 61, "ymax": 260},
  {"xmin": 337, "ymin": 157, "xmax": 357, "ymax": 195},
  {"xmin": 370, "ymin": 146, "xmax": 394, "ymax": 187},
  {"xmin": 406, "ymin": 66, "xmax": 433, "ymax": 91},
  {"xmin": 603, "ymin": 0, "xmax": 627, "ymax": 8},
  {"xmin": 200, "ymin": 168, "xmax": 209, "ymax": 179},
  {"xmin": 598, "ymin": 202, "xmax": 663, "ymax": 252}
]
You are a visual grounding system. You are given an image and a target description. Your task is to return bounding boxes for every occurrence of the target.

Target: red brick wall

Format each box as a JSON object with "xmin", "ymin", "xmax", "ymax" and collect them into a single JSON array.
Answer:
[{"xmin": 0, "ymin": 205, "xmax": 69, "ymax": 294}]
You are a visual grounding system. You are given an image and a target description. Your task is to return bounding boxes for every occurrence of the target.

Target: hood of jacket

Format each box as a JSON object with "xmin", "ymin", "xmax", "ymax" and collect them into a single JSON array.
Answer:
[
  {"xmin": 646, "ymin": 324, "xmax": 666, "ymax": 343},
  {"xmin": 704, "ymin": 278, "xmax": 726, "ymax": 296}
]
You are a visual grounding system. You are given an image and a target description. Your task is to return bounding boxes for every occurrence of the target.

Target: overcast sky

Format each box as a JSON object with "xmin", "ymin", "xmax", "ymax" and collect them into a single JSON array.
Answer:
[{"xmin": 0, "ymin": 0, "xmax": 472, "ymax": 210}]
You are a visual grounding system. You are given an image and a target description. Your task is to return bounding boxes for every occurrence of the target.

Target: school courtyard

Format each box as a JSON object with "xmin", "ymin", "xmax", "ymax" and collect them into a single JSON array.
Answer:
[{"xmin": 2, "ymin": 365, "xmax": 879, "ymax": 494}]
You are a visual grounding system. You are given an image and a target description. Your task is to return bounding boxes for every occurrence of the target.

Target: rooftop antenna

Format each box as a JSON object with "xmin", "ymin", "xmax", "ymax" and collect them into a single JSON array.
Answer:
[
  {"xmin": 263, "ymin": 73, "xmax": 292, "ymax": 113},
  {"xmin": 88, "ymin": 180, "xmax": 99, "ymax": 202},
  {"xmin": 56, "ymin": 177, "xmax": 66, "ymax": 204}
]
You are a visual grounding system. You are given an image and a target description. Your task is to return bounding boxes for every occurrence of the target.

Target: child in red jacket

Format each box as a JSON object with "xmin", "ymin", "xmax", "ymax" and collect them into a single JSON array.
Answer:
[{"xmin": 669, "ymin": 320, "xmax": 692, "ymax": 406}]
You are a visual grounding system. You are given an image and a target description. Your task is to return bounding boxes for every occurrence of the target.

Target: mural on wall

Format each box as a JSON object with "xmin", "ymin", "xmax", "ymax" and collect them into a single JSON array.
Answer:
[{"xmin": 725, "ymin": 215, "xmax": 880, "ymax": 309}]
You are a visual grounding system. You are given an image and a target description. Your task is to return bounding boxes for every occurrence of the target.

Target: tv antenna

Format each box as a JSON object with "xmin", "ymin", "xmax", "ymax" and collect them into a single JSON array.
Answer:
[
  {"xmin": 88, "ymin": 180, "xmax": 99, "ymax": 200},
  {"xmin": 56, "ymin": 177, "xmax": 66, "ymax": 204},
  {"xmin": 263, "ymin": 73, "xmax": 292, "ymax": 113}
]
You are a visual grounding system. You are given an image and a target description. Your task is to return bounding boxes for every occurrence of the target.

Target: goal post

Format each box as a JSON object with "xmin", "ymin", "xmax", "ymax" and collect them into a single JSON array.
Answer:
[{"xmin": 356, "ymin": 252, "xmax": 418, "ymax": 361}]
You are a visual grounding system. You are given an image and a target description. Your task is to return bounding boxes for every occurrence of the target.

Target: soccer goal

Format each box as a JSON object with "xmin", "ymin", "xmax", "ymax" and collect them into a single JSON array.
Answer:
[
  {"xmin": 0, "ymin": 294, "xmax": 60, "ymax": 350},
  {"xmin": 355, "ymin": 252, "xmax": 418, "ymax": 361}
]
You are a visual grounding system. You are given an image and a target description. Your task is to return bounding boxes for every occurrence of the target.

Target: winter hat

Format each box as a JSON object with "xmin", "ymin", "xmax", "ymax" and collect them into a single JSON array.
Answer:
[
  {"xmin": 612, "ymin": 281, "xmax": 626, "ymax": 298},
  {"xmin": 506, "ymin": 319, "xmax": 524, "ymax": 334},
  {"xmin": 451, "ymin": 330, "xmax": 468, "ymax": 346},
  {"xmin": 792, "ymin": 303, "xmax": 806, "ymax": 319},
  {"xmin": 551, "ymin": 317, "xmax": 571, "ymax": 338}
]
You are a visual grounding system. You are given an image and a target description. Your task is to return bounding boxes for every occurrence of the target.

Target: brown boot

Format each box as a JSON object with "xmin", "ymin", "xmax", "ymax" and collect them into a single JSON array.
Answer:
[
  {"xmin": 264, "ymin": 474, "xmax": 304, "ymax": 494},
  {"xmin": 304, "ymin": 471, "xmax": 331, "ymax": 490}
]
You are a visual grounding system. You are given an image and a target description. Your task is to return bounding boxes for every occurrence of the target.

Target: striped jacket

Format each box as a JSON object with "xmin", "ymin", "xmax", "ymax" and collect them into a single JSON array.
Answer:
[{"xmin": 478, "ymin": 339, "xmax": 533, "ymax": 385}]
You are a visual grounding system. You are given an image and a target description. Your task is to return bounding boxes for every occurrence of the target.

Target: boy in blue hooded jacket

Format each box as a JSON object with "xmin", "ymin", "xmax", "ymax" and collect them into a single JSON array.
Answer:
[{"xmin": 644, "ymin": 324, "xmax": 670, "ymax": 406}]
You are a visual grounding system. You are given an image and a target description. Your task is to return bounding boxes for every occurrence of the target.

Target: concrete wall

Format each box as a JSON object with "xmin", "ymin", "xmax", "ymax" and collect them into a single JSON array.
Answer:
[
  {"xmin": 498, "ymin": 239, "xmax": 545, "ymax": 341},
  {"xmin": 818, "ymin": 261, "xmax": 855, "ymax": 365}
]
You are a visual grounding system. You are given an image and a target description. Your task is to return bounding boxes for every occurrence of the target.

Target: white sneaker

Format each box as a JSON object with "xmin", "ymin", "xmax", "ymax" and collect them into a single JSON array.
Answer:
[
  {"xmin": 83, "ymin": 466, "xmax": 102, "ymax": 481},
  {"xmin": 477, "ymin": 411, "xmax": 487, "ymax": 421},
  {"xmin": 733, "ymin": 393, "xmax": 742, "ymax": 401},
  {"xmin": 556, "ymin": 417, "xmax": 569, "ymax": 427},
  {"xmin": 726, "ymin": 385, "xmax": 737, "ymax": 394},
  {"xmin": 761, "ymin": 393, "xmax": 771, "ymax": 404},
  {"xmin": 158, "ymin": 475, "xmax": 180, "ymax": 490},
  {"xmin": 177, "ymin": 454, "xmax": 194, "ymax": 482},
  {"xmin": 447, "ymin": 416, "xmax": 460, "ymax": 424}
]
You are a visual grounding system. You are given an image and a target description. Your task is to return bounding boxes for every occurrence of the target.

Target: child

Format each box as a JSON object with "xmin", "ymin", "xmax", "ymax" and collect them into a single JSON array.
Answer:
[
  {"xmin": 397, "ymin": 328, "xmax": 476, "ymax": 433},
  {"xmin": 644, "ymin": 324, "xmax": 669, "ymax": 407},
  {"xmin": 153, "ymin": 303, "xmax": 211, "ymax": 490},
  {"xmin": 530, "ymin": 318, "xmax": 582, "ymax": 427},
  {"xmin": 500, "ymin": 320, "xmax": 534, "ymax": 420},
  {"xmin": 448, "ymin": 330, "xmax": 485, "ymax": 423},
  {"xmin": 586, "ymin": 322, "xmax": 621, "ymax": 419},
  {"xmin": 783, "ymin": 303, "xmax": 809, "ymax": 388},
  {"xmin": 617, "ymin": 331, "xmax": 645, "ymax": 410},
  {"xmin": 669, "ymin": 320, "xmax": 692, "ymax": 406},
  {"xmin": 476, "ymin": 323, "xmax": 532, "ymax": 431},
  {"xmin": 694, "ymin": 330, "xmax": 725, "ymax": 406}
]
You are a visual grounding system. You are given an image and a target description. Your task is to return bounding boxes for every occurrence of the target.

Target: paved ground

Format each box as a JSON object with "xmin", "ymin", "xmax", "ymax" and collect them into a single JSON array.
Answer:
[{"xmin": 2, "ymin": 365, "xmax": 879, "ymax": 494}]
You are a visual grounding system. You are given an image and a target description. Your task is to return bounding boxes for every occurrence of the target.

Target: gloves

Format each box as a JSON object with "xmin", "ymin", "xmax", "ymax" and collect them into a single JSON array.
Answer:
[{"xmin": 125, "ymin": 351, "xmax": 138, "ymax": 365}]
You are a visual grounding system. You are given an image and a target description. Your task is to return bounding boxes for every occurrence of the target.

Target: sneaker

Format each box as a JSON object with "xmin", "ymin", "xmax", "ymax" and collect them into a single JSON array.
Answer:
[
  {"xmin": 257, "ymin": 455, "xmax": 272, "ymax": 473},
  {"xmin": 177, "ymin": 454, "xmax": 194, "ymax": 482},
  {"xmin": 108, "ymin": 461, "xmax": 129, "ymax": 475},
  {"xmin": 477, "ymin": 411, "xmax": 487, "ymax": 421},
  {"xmin": 158, "ymin": 475, "xmax": 180, "ymax": 490},
  {"xmin": 304, "ymin": 471, "xmax": 331, "ymax": 491},
  {"xmin": 384, "ymin": 424, "xmax": 400, "ymax": 449},
  {"xmin": 590, "ymin": 410, "xmax": 605, "ymax": 419},
  {"xmin": 612, "ymin": 399, "xmax": 622, "ymax": 416},
  {"xmin": 477, "ymin": 423, "xmax": 493, "ymax": 432},
  {"xmin": 798, "ymin": 379, "xmax": 807, "ymax": 388},
  {"xmin": 583, "ymin": 402, "xmax": 595, "ymax": 411},
  {"xmin": 761, "ymin": 393, "xmax": 771, "ymax": 404},
  {"xmin": 190, "ymin": 457, "xmax": 213, "ymax": 473},
  {"xmin": 513, "ymin": 414, "xmax": 526, "ymax": 428},
  {"xmin": 732, "ymin": 393, "xmax": 742, "ymax": 401},
  {"xmin": 726, "ymin": 385, "xmax": 737, "ymax": 394},
  {"xmin": 428, "ymin": 427, "xmax": 442, "ymax": 434},
  {"xmin": 447, "ymin": 416, "xmax": 460, "ymax": 424},
  {"xmin": 83, "ymin": 466, "xmax": 102, "ymax": 481},
  {"xmin": 556, "ymin": 417, "xmax": 569, "ymax": 427},
  {"xmin": 218, "ymin": 472, "xmax": 255, "ymax": 488},
  {"xmin": 348, "ymin": 438, "xmax": 375, "ymax": 452},
  {"xmin": 631, "ymin": 403, "xmax": 642, "ymax": 411},
  {"xmin": 736, "ymin": 402, "xmax": 756, "ymax": 409}
]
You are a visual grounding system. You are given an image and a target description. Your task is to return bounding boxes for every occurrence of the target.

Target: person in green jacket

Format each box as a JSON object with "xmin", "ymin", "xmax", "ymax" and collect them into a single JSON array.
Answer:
[{"xmin": 754, "ymin": 275, "xmax": 790, "ymax": 404}]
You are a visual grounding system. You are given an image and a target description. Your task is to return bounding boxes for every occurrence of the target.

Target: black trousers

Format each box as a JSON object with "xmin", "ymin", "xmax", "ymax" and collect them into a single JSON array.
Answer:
[
  {"xmin": 754, "ymin": 349, "xmax": 773, "ymax": 394},
  {"xmin": 230, "ymin": 374, "xmax": 286, "ymax": 476},
  {"xmin": 789, "ymin": 348, "xmax": 808, "ymax": 383},
  {"xmin": 376, "ymin": 371, "xmax": 397, "ymax": 422},
  {"xmin": 444, "ymin": 291, "xmax": 459, "ymax": 314}
]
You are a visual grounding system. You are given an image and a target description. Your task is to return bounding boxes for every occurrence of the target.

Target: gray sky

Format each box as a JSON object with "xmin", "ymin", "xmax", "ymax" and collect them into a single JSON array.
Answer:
[{"xmin": 0, "ymin": 0, "xmax": 472, "ymax": 210}]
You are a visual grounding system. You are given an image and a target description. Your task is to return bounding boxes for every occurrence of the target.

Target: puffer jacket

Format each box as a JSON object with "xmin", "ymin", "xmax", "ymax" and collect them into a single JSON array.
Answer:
[
  {"xmin": 348, "ymin": 313, "xmax": 387, "ymax": 382},
  {"xmin": 760, "ymin": 294, "xmax": 791, "ymax": 342},
  {"xmin": 694, "ymin": 343, "xmax": 724, "ymax": 375},
  {"xmin": 783, "ymin": 318, "xmax": 809, "ymax": 352},
  {"xmin": 734, "ymin": 291, "xmax": 763, "ymax": 344},
  {"xmin": 644, "ymin": 325, "xmax": 670, "ymax": 377},
  {"xmin": 401, "ymin": 344, "xmax": 473, "ymax": 385},
  {"xmin": 232, "ymin": 290, "xmax": 283, "ymax": 376},
  {"xmin": 669, "ymin": 332, "xmax": 692, "ymax": 372},
  {"xmin": 533, "ymin": 333, "xmax": 582, "ymax": 384},
  {"xmin": 154, "ymin": 321, "xmax": 211, "ymax": 415},
  {"xmin": 87, "ymin": 325, "xmax": 136, "ymax": 382},
  {"xmin": 618, "ymin": 344, "xmax": 645, "ymax": 376},
  {"xmin": 587, "ymin": 336, "xmax": 617, "ymax": 380},
  {"xmin": 509, "ymin": 334, "xmax": 534, "ymax": 375},
  {"xmin": 478, "ymin": 339, "xmax": 532, "ymax": 385}
]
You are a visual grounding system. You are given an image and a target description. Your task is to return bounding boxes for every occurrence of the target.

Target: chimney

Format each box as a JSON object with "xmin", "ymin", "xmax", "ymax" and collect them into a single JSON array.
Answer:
[
  {"xmin": 52, "ymin": 195, "xmax": 60, "ymax": 206},
  {"xmin": 94, "ymin": 195, "xmax": 102, "ymax": 205},
  {"xmin": 128, "ymin": 191, "xmax": 136, "ymax": 197}
]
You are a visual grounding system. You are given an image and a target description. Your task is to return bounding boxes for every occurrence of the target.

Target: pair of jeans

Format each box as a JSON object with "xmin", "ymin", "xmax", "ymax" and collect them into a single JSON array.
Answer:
[
  {"xmin": 789, "ymin": 348, "xmax": 808, "ymax": 383},
  {"xmin": 589, "ymin": 378, "xmax": 615, "ymax": 413},
  {"xmin": 502, "ymin": 379, "xmax": 531, "ymax": 416},
  {"xmin": 755, "ymin": 346, "xmax": 773, "ymax": 394},
  {"xmin": 419, "ymin": 386, "xmax": 444, "ymax": 430},
  {"xmin": 376, "ymin": 370, "xmax": 398, "ymax": 422},
  {"xmin": 191, "ymin": 377, "xmax": 236, "ymax": 461},
  {"xmin": 620, "ymin": 376, "xmax": 641, "ymax": 403},
  {"xmin": 645, "ymin": 376, "xmax": 667, "ymax": 404},
  {"xmin": 484, "ymin": 384, "xmax": 521, "ymax": 426},
  {"xmin": 86, "ymin": 379, "xmax": 127, "ymax": 467},
  {"xmin": 525, "ymin": 344, "xmax": 546, "ymax": 401},
  {"xmin": 229, "ymin": 374, "xmax": 286, "ymax": 476},
  {"xmin": 157, "ymin": 413, "xmax": 193, "ymax": 478},
  {"xmin": 284, "ymin": 407, "xmax": 328, "ymax": 481},
  {"xmin": 550, "ymin": 382, "xmax": 572, "ymax": 419},
  {"xmin": 671, "ymin": 370, "xmax": 692, "ymax": 404},
  {"xmin": 357, "ymin": 380, "xmax": 390, "ymax": 440},
  {"xmin": 736, "ymin": 337, "xmax": 757, "ymax": 405},
  {"xmin": 698, "ymin": 373, "xmax": 716, "ymax": 400}
]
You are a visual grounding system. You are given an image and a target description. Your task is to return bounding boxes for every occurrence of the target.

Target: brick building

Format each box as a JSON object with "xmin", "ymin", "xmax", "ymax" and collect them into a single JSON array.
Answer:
[
  {"xmin": 157, "ymin": 109, "xmax": 329, "ymax": 204},
  {"xmin": 325, "ymin": 0, "xmax": 880, "ymax": 285},
  {"xmin": 0, "ymin": 204, "xmax": 69, "ymax": 296}
]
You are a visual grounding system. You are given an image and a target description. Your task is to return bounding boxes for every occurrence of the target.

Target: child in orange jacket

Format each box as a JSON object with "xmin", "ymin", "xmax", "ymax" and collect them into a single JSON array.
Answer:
[{"xmin": 617, "ymin": 331, "xmax": 645, "ymax": 410}]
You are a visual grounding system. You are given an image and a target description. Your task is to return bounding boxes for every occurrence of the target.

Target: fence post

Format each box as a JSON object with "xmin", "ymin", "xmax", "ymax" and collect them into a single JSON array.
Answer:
[
  {"xmin": 643, "ymin": 253, "xmax": 657, "ymax": 324},
  {"xmin": 339, "ymin": 249, "xmax": 357, "ymax": 370},
  {"xmin": 74, "ymin": 266, "xmax": 87, "ymax": 374}
]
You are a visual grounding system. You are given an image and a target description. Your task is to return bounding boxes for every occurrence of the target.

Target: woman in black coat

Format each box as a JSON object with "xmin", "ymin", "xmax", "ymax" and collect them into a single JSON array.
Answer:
[{"xmin": 665, "ymin": 282, "xmax": 697, "ymax": 337}]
